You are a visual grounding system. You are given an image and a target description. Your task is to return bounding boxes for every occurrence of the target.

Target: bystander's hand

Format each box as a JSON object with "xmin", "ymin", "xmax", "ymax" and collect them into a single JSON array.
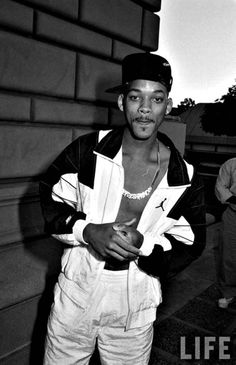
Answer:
[{"xmin": 83, "ymin": 218, "xmax": 142, "ymax": 261}]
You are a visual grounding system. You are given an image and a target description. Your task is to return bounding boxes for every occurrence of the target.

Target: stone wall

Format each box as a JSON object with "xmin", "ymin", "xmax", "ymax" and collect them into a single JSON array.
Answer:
[{"xmin": 0, "ymin": 1, "xmax": 185, "ymax": 363}]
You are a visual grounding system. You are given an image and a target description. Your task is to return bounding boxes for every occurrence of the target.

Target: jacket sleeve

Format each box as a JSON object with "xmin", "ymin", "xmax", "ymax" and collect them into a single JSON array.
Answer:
[
  {"xmin": 39, "ymin": 138, "xmax": 89, "ymax": 245},
  {"xmin": 215, "ymin": 160, "xmax": 234, "ymax": 203},
  {"xmin": 138, "ymin": 172, "xmax": 206, "ymax": 279}
]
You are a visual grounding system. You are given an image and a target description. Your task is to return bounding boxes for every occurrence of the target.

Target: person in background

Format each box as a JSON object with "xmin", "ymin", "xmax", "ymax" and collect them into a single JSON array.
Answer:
[
  {"xmin": 215, "ymin": 157, "xmax": 236, "ymax": 308},
  {"xmin": 40, "ymin": 53, "xmax": 206, "ymax": 365}
]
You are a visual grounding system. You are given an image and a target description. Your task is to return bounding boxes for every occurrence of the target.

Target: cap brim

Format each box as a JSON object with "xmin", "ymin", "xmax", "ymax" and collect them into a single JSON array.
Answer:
[{"xmin": 105, "ymin": 84, "xmax": 126, "ymax": 94}]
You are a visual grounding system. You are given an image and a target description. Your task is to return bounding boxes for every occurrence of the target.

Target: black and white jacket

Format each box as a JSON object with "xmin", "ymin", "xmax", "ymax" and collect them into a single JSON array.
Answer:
[{"xmin": 40, "ymin": 127, "xmax": 206, "ymax": 329}]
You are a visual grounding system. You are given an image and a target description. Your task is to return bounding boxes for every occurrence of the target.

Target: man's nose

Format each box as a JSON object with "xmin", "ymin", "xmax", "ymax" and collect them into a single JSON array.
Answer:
[{"xmin": 138, "ymin": 99, "xmax": 151, "ymax": 114}]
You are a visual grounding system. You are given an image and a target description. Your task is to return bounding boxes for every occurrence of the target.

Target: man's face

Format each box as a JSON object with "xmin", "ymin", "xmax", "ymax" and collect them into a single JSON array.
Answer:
[{"xmin": 118, "ymin": 79, "xmax": 172, "ymax": 140}]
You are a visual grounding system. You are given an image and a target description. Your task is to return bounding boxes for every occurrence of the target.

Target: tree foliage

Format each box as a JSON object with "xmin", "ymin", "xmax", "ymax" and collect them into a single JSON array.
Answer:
[
  {"xmin": 175, "ymin": 98, "xmax": 196, "ymax": 115},
  {"xmin": 215, "ymin": 82, "xmax": 236, "ymax": 103},
  {"xmin": 200, "ymin": 81, "xmax": 236, "ymax": 136}
]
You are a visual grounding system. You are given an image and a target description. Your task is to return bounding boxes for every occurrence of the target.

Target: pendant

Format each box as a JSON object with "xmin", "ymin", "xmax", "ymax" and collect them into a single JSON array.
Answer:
[
  {"xmin": 122, "ymin": 186, "xmax": 152, "ymax": 200},
  {"xmin": 122, "ymin": 140, "xmax": 160, "ymax": 201}
]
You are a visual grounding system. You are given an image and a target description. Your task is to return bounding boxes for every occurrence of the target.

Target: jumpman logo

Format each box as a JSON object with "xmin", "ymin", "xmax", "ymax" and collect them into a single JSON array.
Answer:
[{"xmin": 155, "ymin": 198, "xmax": 167, "ymax": 211}]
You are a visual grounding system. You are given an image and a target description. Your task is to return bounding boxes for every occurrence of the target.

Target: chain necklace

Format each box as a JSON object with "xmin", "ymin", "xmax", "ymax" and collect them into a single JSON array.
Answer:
[{"xmin": 122, "ymin": 142, "xmax": 160, "ymax": 200}]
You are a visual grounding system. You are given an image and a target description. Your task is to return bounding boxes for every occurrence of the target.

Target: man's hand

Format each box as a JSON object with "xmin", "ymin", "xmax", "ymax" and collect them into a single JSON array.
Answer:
[
  {"xmin": 227, "ymin": 195, "xmax": 236, "ymax": 204},
  {"xmin": 113, "ymin": 222, "xmax": 143, "ymax": 249},
  {"xmin": 83, "ymin": 219, "xmax": 142, "ymax": 261}
]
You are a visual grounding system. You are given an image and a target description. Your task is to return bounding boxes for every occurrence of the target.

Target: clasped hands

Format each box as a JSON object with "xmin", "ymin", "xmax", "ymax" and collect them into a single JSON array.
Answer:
[{"xmin": 83, "ymin": 218, "xmax": 143, "ymax": 262}]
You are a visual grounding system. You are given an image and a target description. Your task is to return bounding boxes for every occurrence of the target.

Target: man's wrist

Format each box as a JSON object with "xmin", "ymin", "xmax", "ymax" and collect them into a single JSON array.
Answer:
[
  {"xmin": 73, "ymin": 220, "xmax": 90, "ymax": 244},
  {"xmin": 83, "ymin": 223, "xmax": 93, "ymax": 243}
]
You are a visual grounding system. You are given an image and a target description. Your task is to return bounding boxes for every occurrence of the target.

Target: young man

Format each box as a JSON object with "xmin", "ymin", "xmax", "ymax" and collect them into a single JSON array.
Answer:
[
  {"xmin": 215, "ymin": 158, "xmax": 236, "ymax": 309},
  {"xmin": 40, "ymin": 53, "xmax": 206, "ymax": 364}
]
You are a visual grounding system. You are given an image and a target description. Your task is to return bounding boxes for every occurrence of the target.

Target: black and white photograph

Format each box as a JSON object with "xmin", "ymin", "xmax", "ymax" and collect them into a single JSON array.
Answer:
[{"xmin": 0, "ymin": 1, "xmax": 235, "ymax": 364}]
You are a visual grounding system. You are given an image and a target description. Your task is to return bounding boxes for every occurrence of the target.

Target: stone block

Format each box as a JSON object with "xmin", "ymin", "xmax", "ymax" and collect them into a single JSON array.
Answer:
[
  {"xmin": 113, "ymin": 41, "xmax": 143, "ymax": 61},
  {"xmin": 0, "ymin": 93, "xmax": 30, "ymax": 121},
  {"xmin": 0, "ymin": 345, "xmax": 30, "ymax": 365},
  {"xmin": 0, "ymin": 194, "xmax": 44, "ymax": 246},
  {"xmin": 24, "ymin": 0, "xmax": 78, "ymax": 19},
  {"xmin": 33, "ymin": 98, "xmax": 108, "ymax": 126},
  {"xmin": 0, "ymin": 297, "xmax": 38, "ymax": 356},
  {"xmin": 36, "ymin": 12, "xmax": 112, "ymax": 57},
  {"xmin": 0, "ymin": 268, "xmax": 58, "ymax": 362},
  {"xmin": 0, "ymin": 237, "xmax": 62, "ymax": 309},
  {"xmin": 0, "ymin": 180, "xmax": 39, "ymax": 202},
  {"xmin": 80, "ymin": 0, "xmax": 142, "ymax": 44},
  {"xmin": 0, "ymin": 31, "xmax": 76, "ymax": 98},
  {"xmin": 0, "ymin": 0, "xmax": 33, "ymax": 33},
  {"xmin": 142, "ymin": 10, "xmax": 160, "ymax": 50},
  {"xmin": 0, "ymin": 125, "xmax": 72, "ymax": 178},
  {"xmin": 72, "ymin": 128, "xmax": 97, "ymax": 140},
  {"xmin": 76, "ymin": 54, "xmax": 121, "ymax": 103},
  {"xmin": 109, "ymin": 107, "xmax": 125, "ymax": 127}
]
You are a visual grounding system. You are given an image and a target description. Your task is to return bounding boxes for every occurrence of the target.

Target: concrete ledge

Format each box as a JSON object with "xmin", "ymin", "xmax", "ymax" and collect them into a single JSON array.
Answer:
[
  {"xmin": 0, "ymin": 93, "xmax": 30, "ymax": 121},
  {"xmin": 33, "ymin": 98, "xmax": 108, "ymax": 126},
  {"xmin": 0, "ymin": 344, "xmax": 30, "ymax": 365},
  {"xmin": 109, "ymin": 108, "xmax": 125, "ymax": 127},
  {"xmin": 0, "ymin": 237, "xmax": 62, "ymax": 309},
  {"xmin": 133, "ymin": 0, "xmax": 161, "ymax": 12},
  {"xmin": 0, "ymin": 125, "xmax": 72, "ymax": 178},
  {"xmin": 72, "ymin": 128, "xmax": 97, "ymax": 140},
  {"xmin": 0, "ymin": 196, "xmax": 44, "ymax": 246},
  {"xmin": 0, "ymin": 297, "xmax": 39, "ymax": 357}
]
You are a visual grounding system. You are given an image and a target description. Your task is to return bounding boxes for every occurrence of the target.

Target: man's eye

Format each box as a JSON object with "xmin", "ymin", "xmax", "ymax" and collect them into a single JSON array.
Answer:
[
  {"xmin": 153, "ymin": 97, "xmax": 163, "ymax": 103},
  {"xmin": 129, "ymin": 95, "xmax": 139, "ymax": 101}
]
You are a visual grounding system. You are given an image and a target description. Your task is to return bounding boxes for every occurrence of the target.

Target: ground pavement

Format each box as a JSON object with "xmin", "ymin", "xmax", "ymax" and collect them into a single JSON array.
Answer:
[{"xmin": 149, "ymin": 222, "xmax": 236, "ymax": 365}]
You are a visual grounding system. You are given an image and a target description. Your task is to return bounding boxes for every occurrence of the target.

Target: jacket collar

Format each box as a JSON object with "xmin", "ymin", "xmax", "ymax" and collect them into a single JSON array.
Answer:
[{"xmin": 94, "ymin": 127, "xmax": 190, "ymax": 186}]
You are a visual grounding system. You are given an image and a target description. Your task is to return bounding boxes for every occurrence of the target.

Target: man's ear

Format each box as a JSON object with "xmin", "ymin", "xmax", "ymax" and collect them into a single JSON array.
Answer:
[
  {"xmin": 165, "ymin": 97, "xmax": 173, "ymax": 115},
  {"xmin": 118, "ymin": 94, "xmax": 124, "ymax": 112}
]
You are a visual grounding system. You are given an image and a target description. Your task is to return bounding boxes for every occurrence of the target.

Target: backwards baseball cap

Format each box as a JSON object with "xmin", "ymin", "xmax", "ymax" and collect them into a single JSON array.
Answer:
[{"xmin": 106, "ymin": 53, "xmax": 173, "ymax": 93}]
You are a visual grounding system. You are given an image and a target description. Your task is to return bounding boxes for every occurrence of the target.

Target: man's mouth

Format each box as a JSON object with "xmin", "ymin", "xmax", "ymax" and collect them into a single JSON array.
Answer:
[{"xmin": 135, "ymin": 118, "xmax": 154, "ymax": 123}]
